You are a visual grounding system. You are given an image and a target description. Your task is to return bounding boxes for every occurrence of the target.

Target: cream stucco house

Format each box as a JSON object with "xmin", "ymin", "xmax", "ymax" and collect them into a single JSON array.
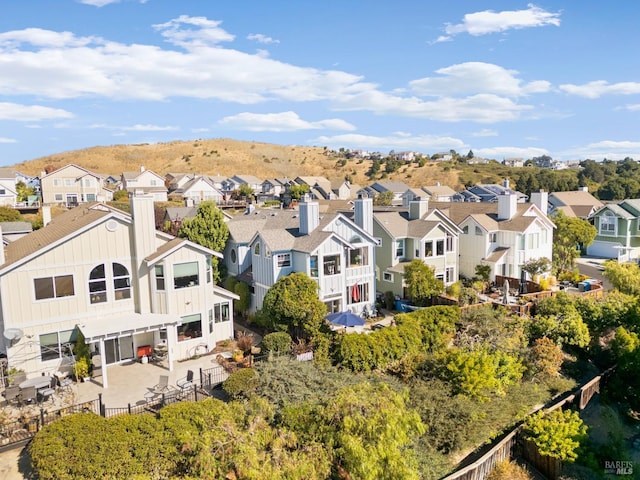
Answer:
[{"xmin": 0, "ymin": 195, "xmax": 237, "ymax": 388}]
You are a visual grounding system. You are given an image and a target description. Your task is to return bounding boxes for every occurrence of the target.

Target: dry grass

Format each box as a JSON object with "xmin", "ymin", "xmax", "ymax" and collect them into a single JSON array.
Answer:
[
  {"xmin": 486, "ymin": 460, "xmax": 535, "ymax": 480},
  {"xmin": 13, "ymin": 138, "xmax": 461, "ymax": 189}
]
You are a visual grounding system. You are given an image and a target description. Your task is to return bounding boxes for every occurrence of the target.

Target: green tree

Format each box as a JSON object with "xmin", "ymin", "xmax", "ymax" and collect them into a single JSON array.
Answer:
[
  {"xmin": 260, "ymin": 272, "xmax": 326, "ymax": 340},
  {"xmin": 15, "ymin": 181, "xmax": 36, "ymax": 202},
  {"xmin": 233, "ymin": 281, "xmax": 251, "ymax": 318},
  {"xmin": 603, "ymin": 259, "xmax": 640, "ymax": 295},
  {"xmin": 112, "ymin": 189, "xmax": 129, "ymax": 201},
  {"xmin": 0, "ymin": 206, "xmax": 22, "ymax": 222},
  {"xmin": 521, "ymin": 257, "xmax": 551, "ymax": 281},
  {"xmin": 404, "ymin": 259, "xmax": 444, "ymax": 306},
  {"xmin": 373, "ymin": 190, "xmax": 394, "ymax": 206},
  {"xmin": 552, "ymin": 210, "xmax": 596, "ymax": 274},
  {"xmin": 522, "ymin": 409, "xmax": 588, "ymax": 462},
  {"xmin": 238, "ymin": 183, "xmax": 255, "ymax": 200},
  {"xmin": 178, "ymin": 201, "xmax": 229, "ymax": 283},
  {"xmin": 288, "ymin": 183, "xmax": 310, "ymax": 201},
  {"xmin": 529, "ymin": 336, "xmax": 564, "ymax": 379}
]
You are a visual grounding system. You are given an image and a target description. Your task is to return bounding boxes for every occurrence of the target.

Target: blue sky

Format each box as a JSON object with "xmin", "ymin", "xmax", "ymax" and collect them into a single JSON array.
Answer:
[{"xmin": 1, "ymin": 1, "xmax": 639, "ymax": 166}]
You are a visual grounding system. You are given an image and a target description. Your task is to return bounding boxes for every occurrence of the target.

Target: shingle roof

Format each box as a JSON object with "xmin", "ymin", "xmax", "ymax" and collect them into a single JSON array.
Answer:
[
  {"xmin": 0, "ymin": 222, "xmax": 33, "ymax": 234},
  {"xmin": 431, "ymin": 201, "xmax": 542, "ymax": 233},
  {"xmin": 550, "ymin": 190, "xmax": 603, "ymax": 208}
]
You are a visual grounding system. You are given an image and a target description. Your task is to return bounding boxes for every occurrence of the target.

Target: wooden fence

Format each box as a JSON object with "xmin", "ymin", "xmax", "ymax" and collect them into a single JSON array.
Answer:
[{"xmin": 440, "ymin": 367, "xmax": 615, "ymax": 480}]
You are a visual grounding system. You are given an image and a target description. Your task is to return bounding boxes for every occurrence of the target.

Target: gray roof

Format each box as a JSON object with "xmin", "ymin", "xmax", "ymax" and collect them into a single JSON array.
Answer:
[
  {"xmin": 0, "ymin": 222, "xmax": 33, "ymax": 234},
  {"xmin": 371, "ymin": 181, "xmax": 411, "ymax": 194}
]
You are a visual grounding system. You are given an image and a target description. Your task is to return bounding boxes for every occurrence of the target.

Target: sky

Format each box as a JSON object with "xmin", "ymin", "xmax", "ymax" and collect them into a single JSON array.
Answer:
[{"xmin": 1, "ymin": 1, "xmax": 639, "ymax": 167}]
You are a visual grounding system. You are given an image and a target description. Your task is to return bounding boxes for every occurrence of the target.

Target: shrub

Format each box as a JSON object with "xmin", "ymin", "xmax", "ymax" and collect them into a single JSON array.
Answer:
[
  {"xmin": 486, "ymin": 460, "xmax": 534, "ymax": 480},
  {"xmin": 222, "ymin": 368, "xmax": 258, "ymax": 399},
  {"xmin": 522, "ymin": 409, "xmax": 588, "ymax": 462},
  {"xmin": 261, "ymin": 331, "xmax": 292, "ymax": 354},
  {"xmin": 235, "ymin": 331, "xmax": 254, "ymax": 353},
  {"xmin": 529, "ymin": 336, "xmax": 564, "ymax": 379}
]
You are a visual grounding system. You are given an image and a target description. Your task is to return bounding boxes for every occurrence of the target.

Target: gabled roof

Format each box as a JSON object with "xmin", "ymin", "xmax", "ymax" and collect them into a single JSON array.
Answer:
[
  {"xmin": 180, "ymin": 176, "xmax": 221, "ymax": 194},
  {"xmin": 371, "ymin": 180, "xmax": 411, "ymax": 194},
  {"xmin": 549, "ymin": 190, "xmax": 603, "ymax": 209},
  {"xmin": 593, "ymin": 203, "xmax": 635, "ymax": 220},
  {"xmin": 373, "ymin": 208, "xmax": 460, "ymax": 239},
  {"xmin": 232, "ymin": 174, "xmax": 263, "ymax": 185},
  {"xmin": 0, "ymin": 222, "xmax": 33, "ymax": 234},
  {"xmin": 422, "ymin": 184, "xmax": 457, "ymax": 197},
  {"xmin": 0, "ymin": 168, "xmax": 17, "ymax": 180},
  {"xmin": 122, "ymin": 169, "xmax": 165, "ymax": 182},
  {"xmin": 41, "ymin": 164, "xmax": 104, "ymax": 180}
]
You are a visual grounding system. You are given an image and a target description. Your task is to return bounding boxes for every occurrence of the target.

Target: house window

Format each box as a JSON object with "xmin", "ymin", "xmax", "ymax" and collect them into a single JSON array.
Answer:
[
  {"xmin": 436, "ymin": 239, "xmax": 444, "ymax": 256},
  {"xmin": 0, "ymin": 189, "xmax": 5, "ymax": 195},
  {"xmin": 599, "ymin": 213, "xmax": 616, "ymax": 235},
  {"xmin": 395, "ymin": 239, "xmax": 405, "ymax": 258},
  {"xmin": 213, "ymin": 303, "xmax": 231, "ymax": 324},
  {"xmin": 64, "ymin": 178, "xmax": 74, "ymax": 186},
  {"xmin": 347, "ymin": 283, "xmax": 369, "ymax": 305},
  {"xmin": 206, "ymin": 257, "xmax": 212, "ymax": 283},
  {"xmin": 89, "ymin": 264, "xmax": 107, "ymax": 304},
  {"xmin": 173, "ymin": 262, "xmax": 199, "ymax": 289},
  {"xmin": 446, "ymin": 234, "xmax": 454, "ymax": 252},
  {"xmin": 348, "ymin": 247, "xmax": 368, "ymax": 267},
  {"xmin": 254, "ymin": 243, "xmax": 261, "ymax": 256},
  {"xmin": 424, "ymin": 241, "xmax": 433, "ymax": 257},
  {"xmin": 446, "ymin": 267, "xmax": 455, "ymax": 283},
  {"xmin": 324, "ymin": 298, "xmax": 341, "ymax": 314},
  {"xmin": 54, "ymin": 194, "xmax": 63, "ymax": 202},
  {"xmin": 86, "ymin": 194, "xmax": 96, "ymax": 202},
  {"xmin": 113, "ymin": 263, "xmax": 131, "ymax": 300},
  {"xmin": 475, "ymin": 226, "xmax": 482, "ymax": 235},
  {"xmin": 84, "ymin": 178, "xmax": 93, "ymax": 187},
  {"xmin": 155, "ymin": 265, "xmax": 165, "ymax": 290},
  {"xmin": 310, "ymin": 256, "xmax": 319, "ymax": 277},
  {"xmin": 34, "ymin": 275, "xmax": 74, "ymax": 300},
  {"xmin": 462, "ymin": 225, "xmax": 469, "ymax": 234},
  {"xmin": 277, "ymin": 253, "xmax": 291, "ymax": 268},
  {"xmin": 489, "ymin": 232, "xmax": 497, "ymax": 243},
  {"xmin": 39, "ymin": 329, "xmax": 77, "ymax": 362},
  {"xmin": 208, "ymin": 309, "xmax": 214, "ymax": 333},
  {"xmin": 230, "ymin": 249, "xmax": 237, "ymax": 264},
  {"xmin": 177, "ymin": 314, "xmax": 202, "ymax": 342},
  {"xmin": 323, "ymin": 255, "xmax": 341, "ymax": 275},
  {"xmin": 53, "ymin": 179, "xmax": 62, "ymax": 187},
  {"xmin": 383, "ymin": 272, "xmax": 393, "ymax": 282}
]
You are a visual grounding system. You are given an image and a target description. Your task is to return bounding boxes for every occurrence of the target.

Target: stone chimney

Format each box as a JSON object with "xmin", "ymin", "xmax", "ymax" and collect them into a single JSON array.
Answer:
[
  {"xmin": 299, "ymin": 195, "xmax": 319, "ymax": 235},
  {"xmin": 530, "ymin": 190, "xmax": 548, "ymax": 216},
  {"xmin": 42, "ymin": 205, "xmax": 52, "ymax": 227},
  {"xmin": 409, "ymin": 197, "xmax": 429, "ymax": 220},
  {"xmin": 497, "ymin": 192, "xmax": 517, "ymax": 220},
  {"xmin": 130, "ymin": 193, "xmax": 156, "ymax": 313},
  {"xmin": 354, "ymin": 192, "xmax": 373, "ymax": 234}
]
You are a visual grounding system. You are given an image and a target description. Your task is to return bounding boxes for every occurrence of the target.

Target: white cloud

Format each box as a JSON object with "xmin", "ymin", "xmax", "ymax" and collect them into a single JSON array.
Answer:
[
  {"xmin": 557, "ymin": 140, "xmax": 640, "ymax": 160},
  {"xmin": 559, "ymin": 80, "xmax": 640, "ymax": 99},
  {"xmin": 472, "ymin": 129, "xmax": 498, "ymax": 137},
  {"xmin": 442, "ymin": 4, "xmax": 561, "ymax": 39},
  {"xmin": 0, "ymin": 102, "xmax": 74, "ymax": 121},
  {"xmin": 474, "ymin": 146, "xmax": 549, "ymax": 159},
  {"xmin": 314, "ymin": 133, "xmax": 466, "ymax": 152},
  {"xmin": 247, "ymin": 33, "xmax": 279, "ymax": 45},
  {"xmin": 0, "ymin": 137, "xmax": 17, "ymax": 143},
  {"xmin": 152, "ymin": 16, "xmax": 235, "ymax": 48},
  {"xmin": 623, "ymin": 104, "xmax": 640, "ymax": 111},
  {"xmin": 410, "ymin": 62, "xmax": 550, "ymax": 97},
  {"xmin": 78, "ymin": 0, "xmax": 121, "ymax": 6},
  {"xmin": 88, "ymin": 123, "xmax": 178, "ymax": 131},
  {"xmin": 219, "ymin": 111, "xmax": 356, "ymax": 132}
]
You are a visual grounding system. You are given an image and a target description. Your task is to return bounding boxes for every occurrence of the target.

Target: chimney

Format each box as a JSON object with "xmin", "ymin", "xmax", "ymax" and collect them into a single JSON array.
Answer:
[
  {"xmin": 409, "ymin": 197, "xmax": 429, "ymax": 220},
  {"xmin": 185, "ymin": 197, "xmax": 195, "ymax": 207},
  {"xmin": 530, "ymin": 190, "xmax": 548, "ymax": 216},
  {"xmin": 299, "ymin": 194, "xmax": 319, "ymax": 235},
  {"xmin": 497, "ymin": 192, "xmax": 517, "ymax": 220},
  {"xmin": 354, "ymin": 192, "xmax": 373, "ymax": 234},
  {"xmin": 578, "ymin": 186, "xmax": 588, "ymax": 192},
  {"xmin": 140, "ymin": 165, "xmax": 146, "ymax": 172},
  {"xmin": 42, "ymin": 205, "xmax": 52, "ymax": 227},
  {"xmin": 503, "ymin": 178, "xmax": 510, "ymax": 189},
  {"xmin": 130, "ymin": 193, "xmax": 156, "ymax": 313}
]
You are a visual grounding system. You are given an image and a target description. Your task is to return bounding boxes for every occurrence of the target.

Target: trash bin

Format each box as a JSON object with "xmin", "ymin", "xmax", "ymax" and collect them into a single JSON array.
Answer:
[{"xmin": 578, "ymin": 282, "xmax": 586, "ymax": 292}]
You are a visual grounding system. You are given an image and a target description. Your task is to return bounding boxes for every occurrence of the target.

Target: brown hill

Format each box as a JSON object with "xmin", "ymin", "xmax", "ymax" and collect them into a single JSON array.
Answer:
[{"xmin": 12, "ymin": 138, "xmax": 461, "ymax": 188}]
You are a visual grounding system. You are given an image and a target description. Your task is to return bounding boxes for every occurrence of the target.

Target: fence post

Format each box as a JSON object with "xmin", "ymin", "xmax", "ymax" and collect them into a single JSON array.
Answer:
[
  {"xmin": 199, "ymin": 367, "xmax": 203, "ymax": 386},
  {"xmin": 194, "ymin": 383, "xmax": 198, "ymax": 401},
  {"xmin": 99, "ymin": 393, "xmax": 105, "ymax": 417},
  {"xmin": 127, "ymin": 403, "xmax": 131, "ymax": 414},
  {"xmin": 161, "ymin": 393, "xmax": 166, "ymax": 407},
  {"xmin": 40, "ymin": 407, "xmax": 45, "ymax": 429}
]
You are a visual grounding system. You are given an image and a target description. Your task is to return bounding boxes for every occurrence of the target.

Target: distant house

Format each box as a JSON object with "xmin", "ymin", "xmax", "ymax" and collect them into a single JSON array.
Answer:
[
  {"xmin": 41, "ymin": 164, "xmax": 112, "ymax": 207},
  {"xmin": 588, "ymin": 199, "xmax": 640, "ymax": 261},
  {"xmin": 295, "ymin": 176, "xmax": 335, "ymax": 200},
  {"xmin": 170, "ymin": 176, "xmax": 224, "ymax": 206},
  {"xmin": 0, "ymin": 221, "xmax": 33, "ymax": 244},
  {"xmin": 421, "ymin": 184, "xmax": 458, "ymax": 202},
  {"xmin": 121, "ymin": 166, "xmax": 168, "ymax": 201},
  {"xmin": 230, "ymin": 174, "xmax": 263, "ymax": 193},
  {"xmin": 548, "ymin": 189, "xmax": 604, "ymax": 219},
  {"xmin": 165, "ymin": 173, "xmax": 194, "ymax": 192},
  {"xmin": 462, "ymin": 180, "xmax": 527, "ymax": 203},
  {"xmin": 360, "ymin": 181, "xmax": 412, "ymax": 206},
  {"xmin": 401, "ymin": 188, "xmax": 428, "ymax": 206},
  {"xmin": 0, "ymin": 168, "xmax": 19, "ymax": 207},
  {"xmin": 390, "ymin": 150, "xmax": 415, "ymax": 162},
  {"xmin": 331, "ymin": 180, "xmax": 360, "ymax": 200},
  {"xmin": 503, "ymin": 158, "xmax": 524, "ymax": 168}
]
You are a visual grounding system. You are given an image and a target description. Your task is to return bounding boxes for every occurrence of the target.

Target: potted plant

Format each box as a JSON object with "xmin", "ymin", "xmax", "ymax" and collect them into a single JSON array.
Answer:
[{"xmin": 74, "ymin": 357, "xmax": 91, "ymax": 382}]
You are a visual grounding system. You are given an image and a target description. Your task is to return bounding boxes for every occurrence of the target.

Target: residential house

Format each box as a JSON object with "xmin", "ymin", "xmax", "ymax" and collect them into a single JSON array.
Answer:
[
  {"xmin": 360, "ymin": 181, "xmax": 412, "ymax": 206},
  {"xmin": 462, "ymin": 180, "xmax": 528, "ymax": 203},
  {"xmin": 373, "ymin": 197, "xmax": 461, "ymax": 299},
  {"xmin": 224, "ymin": 195, "xmax": 379, "ymax": 315},
  {"xmin": 401, "ymin": 188, "xmax": 429, "ymax": 206},
  {"xmin": 166, "ymin": 173, "xmax": 194, "ymax": 192},
  {"xmin": 421, "ymin": 184, "xmax": 458, "ymax": 202},
  {"xmin": 587, "ymin": 199, "xmax": 640, "ymax": 261},
  {"xmin": 331, "ymin": 180, "xmax": 360, "ymax": 200},
  {"xmin": 295, "ymin": 176, "xmax": 335, "ymax": 200},
  {"xmin": 548, "ymin": 188, "xmax": 604, "ymax": 219},
  {"xmin": 170, "ymin": 176, "xmax": 224, "ymax": 206},
  {"xmin": 40, "ymin": 164, "xmax": 112, "ymax": 207},
  {"xmin": 433, "ymin": 191, "xmax": 555, "ymax": 282},
  {"xmin": 0, "ymin": 222, "xmax": 33, "ymax": 244},
  {"xmin": 0, "ymin": 168, "xmax": 19, "ymax": 207},
  {"xmin": 121, "ymin": 166, "xmax": 168, "ymax": 201},
  {"xmin": 502, "ymin": 158, "xmax": 524, "ymax": 168},
  {"xmin": 230, "ymin": 174, "xmax": 263, "ymax": 194},
  {"xmin": 0, "ymin": 195, "xmax": 237, "ymax": 387},
  {"xmin": 390, "ymin": 150, "xmax": 415, "ymax": 162}
]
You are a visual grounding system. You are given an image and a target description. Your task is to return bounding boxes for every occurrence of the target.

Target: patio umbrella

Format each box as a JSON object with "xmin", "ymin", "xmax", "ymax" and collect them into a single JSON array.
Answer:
[
  {"xmin": 326, "ymin": 311, "xmax": 365, "ymax": 327},
  {"xmin": 503, "ymin": 279, "xmax": 510, "ymax": 304}
]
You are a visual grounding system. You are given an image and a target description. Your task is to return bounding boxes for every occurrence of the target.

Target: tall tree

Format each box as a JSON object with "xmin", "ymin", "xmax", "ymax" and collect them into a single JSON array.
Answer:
[
  {"xmin": 178, "ymin": 201, "xmax": 229, "ymax": 283},
  {"xmin": 260, "ymin": 272, "xmax": 327, "ymax": 340},
  {"xmin": 551, "ymin": 210, "xmax": 596, "ymax": 274},
  {"xmin": 404, "ymin": 260, "xmax": 444, "ymax": 306},
  {"xmin": 603, "ymin": 260, "xmax": 640, "ymax": 296}
]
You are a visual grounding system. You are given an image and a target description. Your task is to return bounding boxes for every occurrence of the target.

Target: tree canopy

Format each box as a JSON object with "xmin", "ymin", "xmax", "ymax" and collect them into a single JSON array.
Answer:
[
  {"xmin": 522, "ymin": 409, "xmax": 588, "ymax": 462},
  {"xmin": 404, "ymin": 259, "xmax": 444, "ymax": 306},
  {"xmin": 552, "ymin": 210, "xmax": 596, "ymax": 274}
]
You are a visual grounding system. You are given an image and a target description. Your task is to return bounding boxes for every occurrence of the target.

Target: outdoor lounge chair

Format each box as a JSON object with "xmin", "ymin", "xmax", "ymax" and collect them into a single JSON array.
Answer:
[
  {"xmin": 20, "ymin": 386, "xmax": 37, "ymax": 405},
  {"xmin": 3, "ymin": 385, "xmax": 21, "ymax": 406},
  {"xmin": 176, "ymin": 370, "xmax": 194, "ymax": 391},
  {"xmin": 55, "ymin": 373, "xmax": 73, "ymax": 392},
  {"xmin": 153, "ymin": 375, "xmax": 171, "ymax": 394},
  {"xmin": 38, "ymin": 378, "xmax": 56, "ymax": 403}
]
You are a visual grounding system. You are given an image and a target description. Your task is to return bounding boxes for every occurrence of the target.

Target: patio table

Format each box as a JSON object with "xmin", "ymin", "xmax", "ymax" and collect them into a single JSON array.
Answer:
[{"xmin": 19, "ymin": 375, "xmax": 53, "ymax": 390}]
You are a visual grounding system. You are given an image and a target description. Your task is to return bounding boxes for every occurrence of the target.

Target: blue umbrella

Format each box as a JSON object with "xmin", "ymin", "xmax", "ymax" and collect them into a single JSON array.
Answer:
[{"xmin": 326, "ymin": 311, "xmax": 365, "ymax": 327}]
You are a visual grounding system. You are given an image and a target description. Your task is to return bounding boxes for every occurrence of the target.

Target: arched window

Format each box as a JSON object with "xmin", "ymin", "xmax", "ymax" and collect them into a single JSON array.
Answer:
[
  {"xmin": 113, "ymin": 263, "xmax": 131, "ymax": 300},
  {"xmin": 89, "ymin": 264, "xmax": 107, "ymax": 304},
  {"xmin": 231, "ymin": 249, "xmax": 237, "ymax": 263}
]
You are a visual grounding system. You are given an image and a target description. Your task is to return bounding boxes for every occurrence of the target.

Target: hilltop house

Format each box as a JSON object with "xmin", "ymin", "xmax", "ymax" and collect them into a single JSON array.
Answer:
[
  {"xmin": 121, "ymin": 167, "xmax": 168, "ymax": 201},
  {"xmin": 588, "ymin": 199, "xmax": 640, "ymax": 261},
  {"xmin": 0, "ymin": 195, "xmax": 237, "ymax": 387},
  {"xmin": 224, "ymin": 195, "xmax": 379, "ymax": 316},
  {"xmin": 40, "ymin": 164, "xmax": 112, "ymax": 207},
  {"xmin": 373, "ymin": 197, "xmax": 461, "ymax": 299}
]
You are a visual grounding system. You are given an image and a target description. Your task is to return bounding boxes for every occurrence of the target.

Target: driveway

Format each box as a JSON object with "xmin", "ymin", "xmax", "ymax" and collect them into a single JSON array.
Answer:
[{"xmin": 575, "ymin": 256, "xmax": 612, "ymax": 290}]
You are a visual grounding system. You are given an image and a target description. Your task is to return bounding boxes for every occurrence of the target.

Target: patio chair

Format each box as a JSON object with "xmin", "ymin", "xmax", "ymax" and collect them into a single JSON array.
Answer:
[
  {"xmin": 38, "ymin": 378, "xmax": 56, "ymax": 404},
  {"xmin": 20, "ymin": 385, "xmax": 37, "ymax": 405},
  {"xmin": 55, "ymin": 374, "xmax": 73, "ymax": 392},
  {"xmin": 3, "ymin": 385, "xmax": 21, "ymax": 406},
  {"xmin": 153, "ymin": 375, "xmax": 171, "ymax": 394},
  {"xmin": 176, "ymin": 370, "xmax": 194, "ymax": 391}
]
